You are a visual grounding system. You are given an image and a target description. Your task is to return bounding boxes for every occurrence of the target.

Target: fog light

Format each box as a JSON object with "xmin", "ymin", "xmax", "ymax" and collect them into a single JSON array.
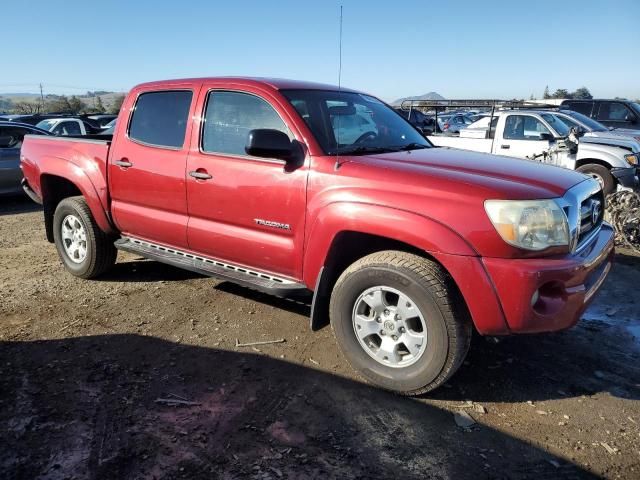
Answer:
[{"xmin": 531, "ymin": 289, "xmax": 540, "ymax": 307}]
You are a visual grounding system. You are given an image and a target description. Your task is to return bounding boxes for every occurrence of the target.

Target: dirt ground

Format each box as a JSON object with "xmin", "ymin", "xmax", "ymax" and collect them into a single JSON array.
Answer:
[{"xmin": 1, "ymin": 196, "xmax": 639, "ymax": 480}]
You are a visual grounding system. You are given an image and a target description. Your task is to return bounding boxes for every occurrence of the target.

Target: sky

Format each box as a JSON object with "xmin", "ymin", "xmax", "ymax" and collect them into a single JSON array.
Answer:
[{"xmin": 3, "ymin": 0, "xmax": 639, "ymax": 102}]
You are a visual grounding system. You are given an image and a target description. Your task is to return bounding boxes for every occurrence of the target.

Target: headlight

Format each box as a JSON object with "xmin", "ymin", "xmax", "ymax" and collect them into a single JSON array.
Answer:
[
  {"xmin": 485, "ymin": 199, "xmax": 569, "ymax": 251},
  {"xmin": 624, "ymin": 153, "xmax": 639, "ymax": 166}
]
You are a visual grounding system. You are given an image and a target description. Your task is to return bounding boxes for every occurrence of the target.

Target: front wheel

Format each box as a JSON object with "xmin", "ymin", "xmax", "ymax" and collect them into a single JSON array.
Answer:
[
  {"xmin": 329, "ymin": 251, "xmax": 472, "ymax": 395},
  {"xmin": 53, "ymin": 196, "xmax": 117, "ymax": 279},
  {"xmin": 577, "ymin": 163, "xmax": 614, "ymax": 195}
]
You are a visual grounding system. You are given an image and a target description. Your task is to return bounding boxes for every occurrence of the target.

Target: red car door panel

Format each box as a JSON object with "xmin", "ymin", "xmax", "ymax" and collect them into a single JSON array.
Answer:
[
  {"xmin": 186, "ymin": 85, "xmax": 308, "ymax": 278},
  {"xmin": 108, "ymin": 85, "xmax": 197, "ymax": 248}
]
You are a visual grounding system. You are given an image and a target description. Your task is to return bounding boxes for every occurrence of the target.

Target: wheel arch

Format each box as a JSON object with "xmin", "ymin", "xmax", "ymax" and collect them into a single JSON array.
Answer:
[
  {"xmin": 305, "ymin": 203, "xmax": 480, "ymax": 331},
  {"xmin": 40, "ymin": 171, "xmax": 114, "ymax": 242}
]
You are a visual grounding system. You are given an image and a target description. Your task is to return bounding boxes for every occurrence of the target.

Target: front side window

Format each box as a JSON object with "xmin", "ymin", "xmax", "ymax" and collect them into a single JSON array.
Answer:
[
  {"xmin": 201, "ymin": 91, "xmax": 291, "ymax": 156},
  {"xmin": 282, "ymin": 90, "xmax": 430, "ymax": 155},
  {"xmin": 503, "ymin": 115, "xmax": 551, "ymax": 140},
  {"xmin": 597, "ymin": 102, "xmax": 632, "ymax": 122},
  {"xmin": 53, "ymin": 121, "xmax": 81, "ymax": 136},
  {"xmin": 128, "ymin": 90, "xmax": 193, "ymax": 148}
]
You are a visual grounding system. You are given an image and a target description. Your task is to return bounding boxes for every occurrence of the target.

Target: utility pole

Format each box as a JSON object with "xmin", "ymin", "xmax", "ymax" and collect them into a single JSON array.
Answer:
[{"xmin": 39, "ymin": 83, "xmax": 45, "ymax": 113}]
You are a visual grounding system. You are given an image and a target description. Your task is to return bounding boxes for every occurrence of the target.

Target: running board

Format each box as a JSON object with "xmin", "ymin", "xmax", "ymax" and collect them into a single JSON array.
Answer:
[{"xmin": 114, "ymin": 237, "xmax": 309, "ymax": 297}]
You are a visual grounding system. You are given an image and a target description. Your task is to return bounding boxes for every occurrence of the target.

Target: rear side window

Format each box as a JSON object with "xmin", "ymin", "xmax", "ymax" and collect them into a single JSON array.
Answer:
[
  {"xmin": 597, "ymin": 102, "xmax": 633, "ymax": 122},
  {"xmin": 564, "ymin": 101, "xmax": 593, "ymax": 116},
  {"xmin": 53, "ymin": 121, "xmax": 82, "ymax": 136},
  {"xmin": 201, "ymin": 91, "xmax": 291, "ymax": 156},
  {"xmin": 128, "ymin": 90, "xmax": 193, "ymax": 148}
]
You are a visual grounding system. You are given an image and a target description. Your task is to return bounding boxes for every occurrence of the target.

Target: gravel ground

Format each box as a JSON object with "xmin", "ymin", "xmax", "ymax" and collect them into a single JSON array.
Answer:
[{"xmin": 1, "ymin": 196, "xmax": 639, "ymax": 480}]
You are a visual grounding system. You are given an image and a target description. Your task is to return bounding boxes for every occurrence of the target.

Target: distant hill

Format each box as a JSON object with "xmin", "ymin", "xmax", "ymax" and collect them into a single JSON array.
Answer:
[
  {"xmin": 392, "ymin": 92, "xmax": 445, "ymax": 106},
  {"xmin": 0, "ymin": 91, "xmax": 126, "ymax": 113}
]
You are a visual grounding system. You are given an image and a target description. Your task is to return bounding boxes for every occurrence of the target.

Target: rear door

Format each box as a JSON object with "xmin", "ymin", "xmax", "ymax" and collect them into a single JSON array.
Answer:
[
  {"xmin": 498, "ymin": 114, "xmax": 553, "ymax": 160},
  {"xmin": 185, "ymin": 85, "xmax": 308, "ymax": 278},
  {"xmin": 108, "ymin": 85, "xmax": 197, "ymax": 248}
]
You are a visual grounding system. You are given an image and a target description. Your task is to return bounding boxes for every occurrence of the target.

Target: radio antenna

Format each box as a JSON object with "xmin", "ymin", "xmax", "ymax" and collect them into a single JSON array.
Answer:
[{"xmin": 335, "ymin": 5, "xmax": 344, "ymax": 170}]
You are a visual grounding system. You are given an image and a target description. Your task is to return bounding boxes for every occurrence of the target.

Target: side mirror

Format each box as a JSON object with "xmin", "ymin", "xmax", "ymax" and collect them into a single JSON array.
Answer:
[
  {"xmin": 625, "ymin": 114, "xmax": 638, "ymax": 124},
  {"xmin": 245, "ymin": 129, "xmax": 294, "ymax": 162},
  {"xmin": 539, "ymin": 132, "xmax": 554, "ymax": 141}
]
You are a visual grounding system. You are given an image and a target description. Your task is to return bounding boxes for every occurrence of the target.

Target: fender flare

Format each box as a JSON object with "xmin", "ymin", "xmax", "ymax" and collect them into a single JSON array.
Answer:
[
  {"xmin": 303, "ymin": 201, "xmax": 477, "ymax": 288},
  {"xmin": 38, "ymin": 156, "xmax": 114, "ymax": 234}
]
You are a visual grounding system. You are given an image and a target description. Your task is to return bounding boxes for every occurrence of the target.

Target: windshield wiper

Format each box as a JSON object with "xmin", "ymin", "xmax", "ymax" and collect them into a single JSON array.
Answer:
[
  {"xmin": 394, "ymin": 143, "xmax": 430, "ymax": 151},
  {"xmin": 335, "ymin": 146, "xmax": 398, "ymax": 156}
]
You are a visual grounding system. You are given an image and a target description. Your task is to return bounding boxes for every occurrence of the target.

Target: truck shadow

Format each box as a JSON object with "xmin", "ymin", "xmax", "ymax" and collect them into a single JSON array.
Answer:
[
  {"xmin": 0, "ymin": 195, "xmax": 41, "ymax": 216},
  {"xmin": 0, "ymin": 334, "xmax": 597, "ymax": 480}
]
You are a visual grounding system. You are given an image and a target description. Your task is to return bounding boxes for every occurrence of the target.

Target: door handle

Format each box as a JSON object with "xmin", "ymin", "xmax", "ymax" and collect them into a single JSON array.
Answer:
[
  {"xmin": 189, "ymin": 170, "xmax": 213, "ymax": 180},
  {"xmin": 500, "ymin": 144, "xmax": 510, "ymax": 149},
  {"xmin": 114, "ymin": 159, "xmax": 133, "ymax": 168}
]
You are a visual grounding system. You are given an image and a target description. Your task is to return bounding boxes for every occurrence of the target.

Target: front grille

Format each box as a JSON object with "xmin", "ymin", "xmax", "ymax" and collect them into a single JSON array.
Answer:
[{"xmin": 577, "ymin": 190, "xmax": 604, "ymax": 247}]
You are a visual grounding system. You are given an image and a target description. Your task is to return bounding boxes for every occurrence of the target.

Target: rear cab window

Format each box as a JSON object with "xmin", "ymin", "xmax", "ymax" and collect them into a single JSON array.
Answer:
[{"xmin": 128, "ymin": 90, "xmax": 193, "ymax": 148}]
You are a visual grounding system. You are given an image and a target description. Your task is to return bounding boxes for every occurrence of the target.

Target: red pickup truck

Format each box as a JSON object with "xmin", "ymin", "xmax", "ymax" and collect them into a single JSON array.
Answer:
[{"xmin": 21, "ymin": 77, "xmax": 614, "ymax": 395}]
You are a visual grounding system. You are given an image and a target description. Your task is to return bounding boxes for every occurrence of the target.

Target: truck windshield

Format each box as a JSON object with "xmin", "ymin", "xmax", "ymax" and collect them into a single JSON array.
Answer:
[
  {"xmin": 541, "ymin": 114, "xmax": 571, "ymax": 137},
  {"xmin": 35, "ymin": 119, "xmax": 57, "ymax": 131},
  {"xmin": 560, "ymin": 110, "xmax": 608, "ymax": 132},
  {"xmin": 281, "ymin": 90, "xmax": 431, "ymax": 155}
]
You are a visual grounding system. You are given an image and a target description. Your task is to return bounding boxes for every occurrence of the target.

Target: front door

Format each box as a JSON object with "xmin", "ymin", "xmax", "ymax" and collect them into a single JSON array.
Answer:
[
  {"xmin": 185, "ymin": 87, "xmax": 308, "ymax": 279},
  {"xmin": 108, "ymin": 86, "xmax": 197, "ymax": 248},
  {"xmin": 499, "ymin": 114, "xmax": 554, "ymax": 163}
]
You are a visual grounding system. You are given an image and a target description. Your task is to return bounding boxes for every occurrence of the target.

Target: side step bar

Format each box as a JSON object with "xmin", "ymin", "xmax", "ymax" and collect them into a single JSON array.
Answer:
[{"xmin": 114, "ymin": 237, "xmax": 309, "ymax": 297}]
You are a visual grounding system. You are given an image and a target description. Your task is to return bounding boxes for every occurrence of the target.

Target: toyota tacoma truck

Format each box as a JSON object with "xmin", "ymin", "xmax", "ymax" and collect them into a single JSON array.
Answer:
[{"xmin": 20, "ymin": 78, "xmax": 614, "ymax": 395}]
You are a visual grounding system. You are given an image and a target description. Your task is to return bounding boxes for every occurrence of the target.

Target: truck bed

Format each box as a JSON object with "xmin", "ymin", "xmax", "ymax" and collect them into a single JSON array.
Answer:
[{"xmin": 21, "ymin": 134, "xmax": 112, "ymax": 212}]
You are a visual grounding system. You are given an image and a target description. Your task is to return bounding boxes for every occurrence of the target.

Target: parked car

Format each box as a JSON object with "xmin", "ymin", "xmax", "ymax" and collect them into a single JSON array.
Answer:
[
  {"xmin": 394, "ymin": 108, "xmax": 436, "ymax": 134},
  {"xmin": 430, "ymin": 109, "xmax": 639, "ymax": 194},
  {"xmin": 84, "ymin": 114, "xmax": 117, "ymax": 128},
  {"xmin": 0, "ymin": 121, "xmax": 51, "ymax": 195},
  {"xmin": 35, "ymin": 117, "xmax": 101, "ymax": 136},
  {"xmin": 100, "ymin": 118, "xmax": 116, "ymax": 135},
  {"xmin": 442, "ymin": 113, "xmax": 474, "ymax": 134},
  {"xmin": 561, "ymin": 99, "xmax": 640, "ymax": 130},
  {"xmin": 21, "ymin": 77, "xmax": 613, "ymax": 395}
]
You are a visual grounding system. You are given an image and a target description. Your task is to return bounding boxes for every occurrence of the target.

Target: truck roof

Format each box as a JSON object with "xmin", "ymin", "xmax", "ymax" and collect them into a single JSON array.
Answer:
[{"xmin": 133, "ymin": 77, "xmax": 360, "ymax": 93}]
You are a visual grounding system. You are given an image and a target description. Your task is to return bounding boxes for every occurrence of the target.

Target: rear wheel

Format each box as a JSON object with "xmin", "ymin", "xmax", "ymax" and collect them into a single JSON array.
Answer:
[
  {"xmin": 329, "ymin": 251, "xmax": 472, "ymax": 395},
  {"xmin": 577, "ymin": 163, "xmax": 614, "ymax": 195},
  {"xmin": 53, "ymin": 196, "xmax": 116, "ymax": 279}
]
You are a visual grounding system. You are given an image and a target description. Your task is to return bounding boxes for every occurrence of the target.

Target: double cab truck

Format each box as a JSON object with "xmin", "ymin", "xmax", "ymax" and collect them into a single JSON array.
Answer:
[
  {"xmin": 21, "ymin": 78, "xmax": 614, "ymax": 395},
  {"xmin": 428, "ymin": 109, "xmax": 639, "ymax": 195}
]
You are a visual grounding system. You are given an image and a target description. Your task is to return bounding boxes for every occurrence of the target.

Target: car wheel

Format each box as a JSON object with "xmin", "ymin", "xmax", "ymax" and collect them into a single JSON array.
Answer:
[
  {"xmin": 329, "ymin": 251, "xmax": 472, "ymax": 395},
  {"xmin": 577, "ymin": 164, "xmax": 614, "ymax": 195},
  {"xmin": 53, "ymin": 196, "xmax": 116, "ymax": 279}
]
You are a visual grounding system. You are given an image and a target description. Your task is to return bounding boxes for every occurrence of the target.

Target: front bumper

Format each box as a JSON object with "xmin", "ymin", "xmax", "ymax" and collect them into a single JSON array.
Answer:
[
  {"xmin": 612, "ymin": 166, "xmax": 639, "ymax": 190},
  {"xmin": 481, "ymin": 224, "xmax": 615, "ymax": 334}
]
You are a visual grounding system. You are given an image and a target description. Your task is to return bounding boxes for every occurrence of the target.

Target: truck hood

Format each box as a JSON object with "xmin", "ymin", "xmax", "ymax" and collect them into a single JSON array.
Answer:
[
  {"xmin": 583, "ymin": 130, "xmax": 640, "ymax": 152},
  {"xmin": 346, "ymin": 147, "xmax": 585, "ymax": 199}
]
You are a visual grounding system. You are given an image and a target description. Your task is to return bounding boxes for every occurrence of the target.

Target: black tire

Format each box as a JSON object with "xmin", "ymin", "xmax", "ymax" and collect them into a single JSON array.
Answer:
[
  {"xmin": 52, "ymin": 196, "xmax": 117, "ymax": 279},
  {"xmin": 329, "ymin": 251, "xmax": 472, "ymax": 395},
  {"xmin": 577, "ymin": 163, "xmax": 614, "ymax": 195}
]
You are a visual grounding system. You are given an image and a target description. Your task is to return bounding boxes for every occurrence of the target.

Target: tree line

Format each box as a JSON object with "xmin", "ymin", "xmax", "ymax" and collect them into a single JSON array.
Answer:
[
  {"xmin": 1, "ymin": 94, "xmax": 125, "ymax": 115},
  {"xmin": 540, "ymin": 86, "xmax": 592, "ymax": 100}
]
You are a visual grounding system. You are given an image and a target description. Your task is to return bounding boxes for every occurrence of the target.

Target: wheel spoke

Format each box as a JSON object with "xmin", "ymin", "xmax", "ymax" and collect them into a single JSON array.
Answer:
[
  {"xmin": 375, "ymin": 337, "xmax": 401, "ymax": 364},
  {"xmin": 354, "ymin": 314, "xmax": 381, "ymax": 339},
  {"xmin": 401, "ymin": 330, "xmax": 424, "ymax": 357},
  {"xmin": 361, "ymin": 289, "xmax": 385, "ymax": 312},
  {"xmin": 396, "ymin": 293, "xmax": 419, "ymax": 319}
]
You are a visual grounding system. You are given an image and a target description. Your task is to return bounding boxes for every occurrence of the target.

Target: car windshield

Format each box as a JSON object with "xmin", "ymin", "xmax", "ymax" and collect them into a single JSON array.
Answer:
[
  {"xmin": 561, "ymin": 110, "xmax": 607, "ymax": 132},
  {"xmin": 35, "ymin": 119, "xmax": 57, "ymax": 131},
  {"xmin": 281, "ymin": 90, "xmax": 430, "ymax": 155},
  {"xmin": 541, "ymin": 114, "xmax": 571, "ymax": 136}
]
